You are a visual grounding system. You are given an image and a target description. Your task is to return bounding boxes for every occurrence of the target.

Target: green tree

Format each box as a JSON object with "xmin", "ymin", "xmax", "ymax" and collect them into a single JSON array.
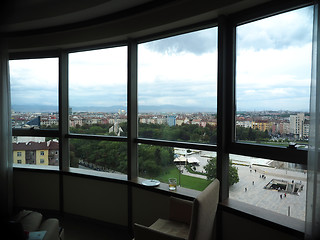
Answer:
[
  {"xmin": 138, "ymin": 145, "xmax": 174, "ymax": 177},
  {"xmin": 248, "ymin": 127, "xmax": 255, "ymax": 141},
  {"xmin": 138, "ymin": 122, "xmax": 217, "ymax": 144},
  {"xmin": 70, "ymin": 151, "xmax": 78, "ymax": 168},
  {"xmin": 204, "ymin": 157, "xmax": 239, "ymax": 186},
  {"xmin": 228, "ymin": 162, "xmax": 239, "ymax": 185},
  {"xmin": 154, "ymin": 148, "xmax": 161, "ymax": 165}
]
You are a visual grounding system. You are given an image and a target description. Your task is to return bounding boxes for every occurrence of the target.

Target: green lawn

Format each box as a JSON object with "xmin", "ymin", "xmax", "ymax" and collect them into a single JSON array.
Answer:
[{"xmin": 156, "ymin": 166, "xmax": 211, "ymax": 191}]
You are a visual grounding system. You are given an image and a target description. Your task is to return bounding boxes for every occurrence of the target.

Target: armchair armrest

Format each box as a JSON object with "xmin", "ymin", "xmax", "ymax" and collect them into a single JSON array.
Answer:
[
  {"xmin": 169, "ymin": 197, "xmax": 193, "ymax": 225},
  {"xmin": 133, "ymin": 223, "xmax": 186, "ymax": 240},
  {"xmin": 40, "ymin": 218, "xmax": 60, "ymax": 240}
]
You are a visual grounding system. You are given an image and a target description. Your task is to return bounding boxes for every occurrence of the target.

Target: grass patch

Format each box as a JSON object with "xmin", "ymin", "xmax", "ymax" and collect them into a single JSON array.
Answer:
[{"xmin": 156, "ymin": 166, "xmax": 211, "ymax": 191}]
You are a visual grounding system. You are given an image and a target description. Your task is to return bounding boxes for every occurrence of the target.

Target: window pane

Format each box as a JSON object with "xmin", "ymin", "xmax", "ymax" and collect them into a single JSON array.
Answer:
[
  {"xmin": 138, "ymin": 144, "xmax": 215, "ymax": 191},
  {"xmin": 12, "ymin": 136, "xmax": 59, "ymax": 169},
  {"xmin": 229, "ymin": 154, "xmax": 307, "ymax": 221},
  {"xmin": 69, "ymin": 47, "xmax": 127, "ymax": 136},
  {"xmin": 235, "ymin": 7, "xmax": 313, "ymax": 146},
  {"xmin": 138, "ymin": 27, "xmax": 218, "ymax": 144},
  {"xmin": 10, "ymin": 58, "xmax": 59, "ymax": 129},
  {"xmin": 70, "ymin": 139, "xmax": 127, "ymax": 175}
]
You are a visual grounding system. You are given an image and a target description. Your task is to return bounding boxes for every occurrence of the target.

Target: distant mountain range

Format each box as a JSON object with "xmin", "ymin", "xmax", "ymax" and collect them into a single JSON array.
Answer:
[
  {"xmin": 12, "ymin": 105, "xmax": 59, "ymax": 113},
  {"xmin": 11, "ymin": 104, "xmax": 217, "ymax": 113}
]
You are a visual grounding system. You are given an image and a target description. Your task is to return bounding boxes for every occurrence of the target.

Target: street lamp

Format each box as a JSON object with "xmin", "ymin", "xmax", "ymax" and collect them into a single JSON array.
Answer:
[{"xmin": 179, "ymin": 166, "xmax": 181, "ymax": 187}]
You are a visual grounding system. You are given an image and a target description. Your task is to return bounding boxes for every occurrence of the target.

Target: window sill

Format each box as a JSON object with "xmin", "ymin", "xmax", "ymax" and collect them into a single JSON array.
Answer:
[
  {"xmin": 66, "ymin": 167, "xmax": 127, "ymax": 182},
  {"xmin": 13, "ymin": 164, "xmax": 59, "ymax": 171},
  {"xmin": 13, "ymin": 165, "xmax": 127, "ymax": 183},
  {"xmin": 129, "ymin": 177, "xmax": 200, "ymax": 201},
  {"xmin": 220, "ymin": 198, "xmax": 305, "ymax": 238}
]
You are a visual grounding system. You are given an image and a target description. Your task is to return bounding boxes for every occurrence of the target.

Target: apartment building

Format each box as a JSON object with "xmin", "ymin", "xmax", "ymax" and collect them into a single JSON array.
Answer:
[
  {"xmin": 290, "ymin": 113, "xmax": 308, "ymax": 139},
  {"xmin": 12, "ymin": 140, "xmax": 59, "ymax": 166},
  {"xmin": 252, "ymin": 120, "xmax": 271, "ymax": 132}
]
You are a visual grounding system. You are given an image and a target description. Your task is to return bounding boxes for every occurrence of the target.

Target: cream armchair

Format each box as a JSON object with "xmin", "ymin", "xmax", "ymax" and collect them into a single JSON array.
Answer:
[
  {"xmin": 12, "ymin": 210, "xmax": 64, "ymax": 240},
  {"xmin": 134, "ymin": 179, "xmax": 220, "ymax": 240}
]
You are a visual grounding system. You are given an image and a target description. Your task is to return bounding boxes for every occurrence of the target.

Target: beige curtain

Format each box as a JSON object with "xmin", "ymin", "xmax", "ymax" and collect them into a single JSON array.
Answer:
[{"xmin": 0, "ymin": 38, "xmax": 13, "ymax": 219}]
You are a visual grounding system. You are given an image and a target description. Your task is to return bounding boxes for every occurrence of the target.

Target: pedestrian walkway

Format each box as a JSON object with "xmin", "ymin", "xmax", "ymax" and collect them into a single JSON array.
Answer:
[
  {"xmin": 251, "ymin": 165, "xmax": 307, "ymax": 182},
  {"xmin": 229, "ymin": 165, "xmax": 306, "ymax": 221},
  {"xmin": 175, "ymin": 150, "xmax": 307, "ymax": 221},
  {"xmin": 179, "ymin": 166, "xmax": 207, "ymax": 179}
]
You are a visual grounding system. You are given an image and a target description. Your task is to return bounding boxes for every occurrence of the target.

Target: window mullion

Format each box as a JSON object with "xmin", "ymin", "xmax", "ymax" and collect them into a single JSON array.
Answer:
[
  {"xmin": 128, "ymin": 40, "xmax": 138, "ymax": 180},
  {"xmin": 59, "ymin": 51, "xmax": 69, "ymax": 172},
  {"xmin": 217, "ymin": 16, "xmax": 235, "ymax": 201}
]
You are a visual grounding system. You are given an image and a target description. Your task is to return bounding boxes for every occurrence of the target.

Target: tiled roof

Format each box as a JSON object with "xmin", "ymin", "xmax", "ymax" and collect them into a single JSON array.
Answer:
[{"xmin": 13, "ymin": 141, "xmax": 59, "ymax": 151}]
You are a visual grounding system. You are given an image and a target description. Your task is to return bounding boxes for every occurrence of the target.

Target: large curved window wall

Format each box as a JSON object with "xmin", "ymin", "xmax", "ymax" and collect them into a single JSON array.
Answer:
[{"xmin": 9, "ymin": 2, "xmax": 313, "ymax": 228}]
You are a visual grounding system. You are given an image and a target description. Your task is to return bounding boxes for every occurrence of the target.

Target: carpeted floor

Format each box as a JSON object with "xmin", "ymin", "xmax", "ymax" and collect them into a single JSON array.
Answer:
[{"xmin": 43, "ymin": 212, "xmax": 131, "ymax": 240}]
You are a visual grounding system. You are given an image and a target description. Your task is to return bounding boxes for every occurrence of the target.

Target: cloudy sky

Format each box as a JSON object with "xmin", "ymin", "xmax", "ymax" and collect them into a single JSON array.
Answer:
[{"xmin": 9, "ymin": 5, "xmax": 313, "ymax": 113}]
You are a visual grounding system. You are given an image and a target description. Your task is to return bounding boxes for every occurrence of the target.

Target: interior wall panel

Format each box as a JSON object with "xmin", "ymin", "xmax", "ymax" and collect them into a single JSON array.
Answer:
[
  {"xmin": 13, "ymin": 170, "xmax": 60, "ymax": 211},
  {"xmin": 63, "ymin": 175, "xmax": 128, "ymax": 226}
]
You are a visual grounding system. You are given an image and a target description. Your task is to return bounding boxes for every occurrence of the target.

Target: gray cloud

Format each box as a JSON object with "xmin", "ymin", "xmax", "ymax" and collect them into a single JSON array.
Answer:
[
  {"xmin": 144, "ymin": 27, "xmax": 217, "ymax": 55},
  {"xmin": 9, "ymin": 6, "xmax": 313, "ymax": 113},
  {"xmin": 237, "ymin": 6, "xmax": 313, "ymax": 50}
]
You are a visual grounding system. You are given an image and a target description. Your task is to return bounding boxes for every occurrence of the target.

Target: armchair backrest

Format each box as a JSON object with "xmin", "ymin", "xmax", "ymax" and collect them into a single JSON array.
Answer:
[{"xmin": 188, "ymin": 179, "xmax": 220, "ymax": 240}]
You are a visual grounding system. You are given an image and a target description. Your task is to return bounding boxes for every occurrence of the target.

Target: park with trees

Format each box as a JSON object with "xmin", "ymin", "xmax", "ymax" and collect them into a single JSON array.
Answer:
[{"xmin": 67, "ymin": 121, "xmax": 243, "ymax": 190}]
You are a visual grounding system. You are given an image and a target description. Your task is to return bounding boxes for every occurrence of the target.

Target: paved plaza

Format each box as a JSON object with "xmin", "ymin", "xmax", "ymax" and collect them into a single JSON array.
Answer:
[
  {"xmin": 229, "ymin": 165, "xmax": 307, "ymax": 221},
  {"xmin": 177, "ymin": 149, "xmax": 307, "ymax": 221}
]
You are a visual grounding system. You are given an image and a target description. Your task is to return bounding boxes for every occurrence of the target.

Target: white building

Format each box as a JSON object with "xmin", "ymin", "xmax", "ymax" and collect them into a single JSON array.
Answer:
[
  {"xmin": 236, "ymin": 120, "xmax": 252, "ymax": 128},
  {"xmin": 12, "ymin": 136, "xmax": 46, "ymax": 143},
  {"xmin": 303, "ymin": 120, "xmax": 310, "ymax": 139},
  {"xmin": 290, "ymin": 113, "xmax": 305, "ymax": 139}
]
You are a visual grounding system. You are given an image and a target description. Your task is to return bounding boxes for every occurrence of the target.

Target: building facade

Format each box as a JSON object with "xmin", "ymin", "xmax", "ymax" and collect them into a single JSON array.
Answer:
[
  {"xmin": 166, "ymin": 115, "xmax": 176, "ymax": 127},
  {"xmin": 290, "ymin": 113, "xmax": 305, "ymax": 139},
  {"xmin": 13, "ymin": 140, "xmax": 59, "ymax": 166}
]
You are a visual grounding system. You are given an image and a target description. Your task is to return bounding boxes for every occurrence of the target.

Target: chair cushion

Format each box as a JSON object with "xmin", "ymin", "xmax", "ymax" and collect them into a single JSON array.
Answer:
[
  {"xmin": 14, "ymin": 210, "xmax": 43, "ymax": 232},
  {"xmin": 134, "ymin": 223, "xmax": 185, "ymax": 240},
  {"xmin": 150, "ymin": 218, "xmax": 189, "ymax": 239},
  {"xmin": 169, "ymin": 197, "xmax": 193, "ymax": 225}
]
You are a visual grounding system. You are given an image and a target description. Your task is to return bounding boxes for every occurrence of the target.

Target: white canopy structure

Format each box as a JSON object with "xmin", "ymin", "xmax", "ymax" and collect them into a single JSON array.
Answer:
[
  {"xmin": 174, "ymin": 156, "xmax": 200, "ymax": 165},
  {"xmin": 187, "ymin": 157, "xmax": 200, "ymax": 165},
  {"xmin": 174, "ymin": 155, "xmax": 187, "ymax": 164}
]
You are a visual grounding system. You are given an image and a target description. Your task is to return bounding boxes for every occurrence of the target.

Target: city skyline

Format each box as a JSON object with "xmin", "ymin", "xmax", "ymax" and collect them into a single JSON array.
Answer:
[{"xmin": 10, "ymin": 103, "xmax": 311, "ymax": 114}]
